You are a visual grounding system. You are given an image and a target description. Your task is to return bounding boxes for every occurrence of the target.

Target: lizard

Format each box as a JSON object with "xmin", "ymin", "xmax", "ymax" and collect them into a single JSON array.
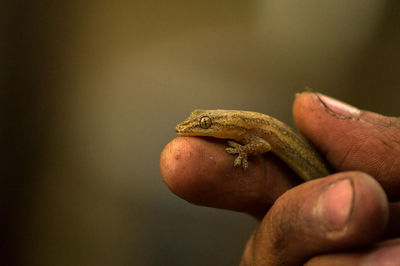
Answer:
[{"xmin": 175, "ymin": 109, "xmax": 331, "ymax": 181}]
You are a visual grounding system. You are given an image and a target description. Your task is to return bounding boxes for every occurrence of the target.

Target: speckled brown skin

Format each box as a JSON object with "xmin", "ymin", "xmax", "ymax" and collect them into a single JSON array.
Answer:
[{"xmin": 176, "ymin": 109, "xmax": 331, "ymax": 181}]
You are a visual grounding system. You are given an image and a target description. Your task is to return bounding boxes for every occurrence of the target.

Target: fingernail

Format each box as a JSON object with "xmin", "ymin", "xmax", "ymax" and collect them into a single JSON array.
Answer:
[
  {"xmin": 316, "ymin": 93, "xmax": 361, "ymax": 119},
  {"xmin": 316, "ymin": 179, "xmax": 354, "ymax": 232}
]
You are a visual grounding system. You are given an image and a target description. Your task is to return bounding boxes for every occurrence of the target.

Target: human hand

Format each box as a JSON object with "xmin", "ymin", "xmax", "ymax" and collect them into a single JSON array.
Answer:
[{"xmin": 160, "ymin": 92, "xmax": 400, "ymax": 265}]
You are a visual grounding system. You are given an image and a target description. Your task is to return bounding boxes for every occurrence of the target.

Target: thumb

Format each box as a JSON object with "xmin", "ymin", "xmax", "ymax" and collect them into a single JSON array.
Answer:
[
  {"xmin": 240, "ymin": 172, "xmax": 388, "ymax": 266},
  {"xmin": 293, "ymin": 92, "xmax": 400, "ymax": 200}
]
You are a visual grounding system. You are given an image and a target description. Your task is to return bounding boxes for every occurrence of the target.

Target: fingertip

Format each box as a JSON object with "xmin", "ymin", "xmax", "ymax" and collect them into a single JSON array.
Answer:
[
  {"xmin": 293, "ymin": 91, "xmax": 360, "ymax": 125},
  {"xmin": 160, "ymin": 137, "xmax": 300, "ymax": 216},
  {"xmin": 293, "ymin": 91, "xmax": 400, "ymax": 199},
  {"xmin": 292, "ymin": 92, "xmax": 327, "ymax": 145},
  {"xmin": 293, "ymin": 91, "xmax": 316, "ymax": 126},
  {"xmin": 243, "ymin": 171, "xmax": 389, "ymax": 265},
  {"xmin": 321, "ymin": 171, "xmax": 388, "ymax": 243},
  {"xmin": 160, "ymin": 137, "xmax": 222, "ymax": 201},
  {"xmin": 293, "ymin": 91, "xmax": 361, "ymax": 138},
  {"xmin": 312, "ymin": 171, "xmax": 388, "ymax": 244},
  {"xmin": 350, "ymin": 171, "xmax": 389, "ymax": 238},
  {"xmin": 160, "ymin": 137, "xmax": 184, "ymax": 194}
]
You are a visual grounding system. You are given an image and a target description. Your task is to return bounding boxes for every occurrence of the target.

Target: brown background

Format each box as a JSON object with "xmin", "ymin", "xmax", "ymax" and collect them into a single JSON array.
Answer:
[{"xmin": 3, "ymin": 1, "xmax": 400, "ymax": 265}]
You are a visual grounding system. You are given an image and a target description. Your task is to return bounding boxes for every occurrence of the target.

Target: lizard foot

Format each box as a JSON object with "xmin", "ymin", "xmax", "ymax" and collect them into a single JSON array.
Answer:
[{"xmin": 226, "ymin": 141, "xmax": 248, "ymax": 169}]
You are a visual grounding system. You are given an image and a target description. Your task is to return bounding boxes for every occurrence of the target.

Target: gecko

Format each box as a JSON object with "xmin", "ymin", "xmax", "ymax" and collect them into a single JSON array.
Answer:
[{"xmin": 175, "ymin": 109, "xmax": 331, "ymax": 181}]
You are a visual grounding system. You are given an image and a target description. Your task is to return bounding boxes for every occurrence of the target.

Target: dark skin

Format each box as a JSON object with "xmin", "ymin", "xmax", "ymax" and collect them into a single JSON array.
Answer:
[{"xmin": 160, "ymin": 92, "xmax": 400, "ymax": 265}]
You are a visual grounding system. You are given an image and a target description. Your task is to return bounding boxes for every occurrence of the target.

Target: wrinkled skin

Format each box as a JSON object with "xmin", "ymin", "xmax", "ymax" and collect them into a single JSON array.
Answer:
[{"xmin": 160, "ymin": 92, "xmax": 400, "ymax": 265}]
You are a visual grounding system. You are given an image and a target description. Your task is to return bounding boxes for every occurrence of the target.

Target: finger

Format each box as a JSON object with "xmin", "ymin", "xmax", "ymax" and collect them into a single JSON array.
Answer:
[
  {"xmin": 305, "ymin": 239, "xmax": 400, "ymax": 265},
  {"xmin": 293, "ymin": 92, "xmax": 400, "ymax": 199},
  {"xmin": 240, "ymin": 171, "xmax": 389, "ymax": 266},
  {"xmin": 160, "ymin": 136, "xmax": 300, "ymax": 218}
]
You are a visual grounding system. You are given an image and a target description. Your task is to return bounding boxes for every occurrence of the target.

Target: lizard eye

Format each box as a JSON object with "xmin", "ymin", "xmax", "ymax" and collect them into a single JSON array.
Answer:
[{"xmin": 199, "ymin": 116, "xmax": 212, "ymax": 129}]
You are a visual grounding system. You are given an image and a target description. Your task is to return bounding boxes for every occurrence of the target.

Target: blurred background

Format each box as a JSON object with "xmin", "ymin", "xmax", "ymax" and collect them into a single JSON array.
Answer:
[{"xmin": 3, "ymin": 0, "xmax": 400, "ymax": 265}]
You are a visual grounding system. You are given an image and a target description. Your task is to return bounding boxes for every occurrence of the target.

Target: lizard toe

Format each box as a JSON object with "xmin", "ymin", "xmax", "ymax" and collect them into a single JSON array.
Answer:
[
  {"xmin": 227, "ymin": 140, "xmax": 242, "ymax": 148},
  {"xmin": 242, "ymin": 157, "xmax": 248, "ymax": 169},
  {"xmin": 234, "ymin": 156, "xmax": 243, "ymax": 168},
  {"xmin": 226, "ymin": 147, "xmax": 238, "ymax": 155}
]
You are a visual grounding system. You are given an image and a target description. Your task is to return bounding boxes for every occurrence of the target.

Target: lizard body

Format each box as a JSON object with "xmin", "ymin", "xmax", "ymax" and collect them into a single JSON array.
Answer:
[{"xmin": 175, "ymin": 109, "xmax": 331, "ymax": 181}]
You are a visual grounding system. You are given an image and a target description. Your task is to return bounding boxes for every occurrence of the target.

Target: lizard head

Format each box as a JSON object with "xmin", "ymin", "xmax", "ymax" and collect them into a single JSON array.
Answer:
[{"xmin": 175, "ymin": 109, "xmax": 245, "ymax": 140}]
